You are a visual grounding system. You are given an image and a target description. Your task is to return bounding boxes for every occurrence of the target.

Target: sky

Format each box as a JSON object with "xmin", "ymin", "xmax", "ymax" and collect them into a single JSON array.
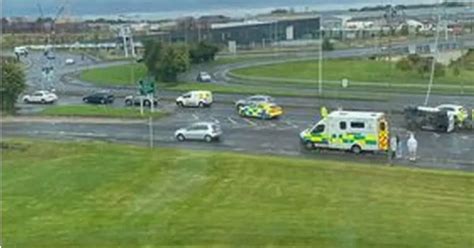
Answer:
[{"xmin": 3, "ymin": 0, "xmax": 441, "ymax": 18}]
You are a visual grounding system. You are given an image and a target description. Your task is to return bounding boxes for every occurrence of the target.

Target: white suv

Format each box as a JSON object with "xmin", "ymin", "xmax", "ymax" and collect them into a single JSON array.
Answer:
[
  {"xmin": 175, "ymin": 122, "xmax": 222, "ymax": 142},
  {"xmin": 22, "ymin": 90, "xmax": 58, "ymax": 104}
]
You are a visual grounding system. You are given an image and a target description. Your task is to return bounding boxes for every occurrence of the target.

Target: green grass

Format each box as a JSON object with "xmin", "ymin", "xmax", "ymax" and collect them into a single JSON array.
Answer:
[
  {"xmin": 80, "ymin": 63, "xmax": 147, "ymax": 86},
  {"xmin": 78, "ymin": 56, "xmax": 257, "ymax": 87},
  {"xmin": 232, "ymin": 59, "xmax": 474, "ymax": 86},
  {"xmin": 3, "ymin": 139, "xmax": 473, "ymax": 247},
  {"xmin": 41, "ymin": 105, "xmax": 166, "ymax": 119}
]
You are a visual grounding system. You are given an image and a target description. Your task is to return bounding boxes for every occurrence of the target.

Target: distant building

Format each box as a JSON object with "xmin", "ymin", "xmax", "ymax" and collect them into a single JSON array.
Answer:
[{"xmin": 209, "ymin": 16, "xmax": 320, "ymax": 47}]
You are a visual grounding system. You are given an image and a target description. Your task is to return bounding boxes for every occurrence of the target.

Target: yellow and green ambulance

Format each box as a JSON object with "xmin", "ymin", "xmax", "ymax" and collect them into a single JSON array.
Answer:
[{"xmin": 300, "ymin": 110, "xmax": 390, "ymax": 154}]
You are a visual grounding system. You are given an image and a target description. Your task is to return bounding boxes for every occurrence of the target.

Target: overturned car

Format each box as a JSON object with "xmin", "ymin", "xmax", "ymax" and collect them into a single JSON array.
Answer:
[{"xmin": 404, "ymin": 106, "xmax": 455, "ymax": 133}]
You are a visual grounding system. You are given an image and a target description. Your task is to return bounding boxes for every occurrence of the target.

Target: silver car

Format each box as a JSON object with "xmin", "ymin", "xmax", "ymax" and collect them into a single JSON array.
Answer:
[
  {"xmin": 175, "ymin": 122, "xmax": 222, "ymax": 142},
  {"xmin": 235, "ymin": 95, "xmax": 274, "ymax": 110}
]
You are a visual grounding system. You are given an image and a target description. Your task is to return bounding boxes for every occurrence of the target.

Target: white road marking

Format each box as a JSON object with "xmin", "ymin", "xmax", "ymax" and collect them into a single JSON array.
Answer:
[
  {"xmin": 192, "ymin": 113, "xmax": 199, "ymax": 121},
  {"xmin": 211, "ymin": 117, "xmax": 220, "ymax": 124},
  {"xmin": 433, "ymin": 133, "xmax": 440, "ymax": 138},
  {"xmin": 242, "ymin": 118, "xmax": 257, "ymax": 126},
  {"xmin": 284, "ymin": 120, "xmax": 299, "ymax": 129},
  {"xmin": 227, "ymin": 117, "xmax": 238, "ymax": 125}
]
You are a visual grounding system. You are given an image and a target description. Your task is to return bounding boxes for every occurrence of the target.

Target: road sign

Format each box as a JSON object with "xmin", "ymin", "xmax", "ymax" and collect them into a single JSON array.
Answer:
[{"xmin": 138, "ymin": 78, "xmax": 155, "ymax": 95}]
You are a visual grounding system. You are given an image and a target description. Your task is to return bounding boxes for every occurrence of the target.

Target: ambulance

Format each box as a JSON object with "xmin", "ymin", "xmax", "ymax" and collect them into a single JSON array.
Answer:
[{"xmin": 299, "ymin": 110, "xmax": 390, "ymax": 154}]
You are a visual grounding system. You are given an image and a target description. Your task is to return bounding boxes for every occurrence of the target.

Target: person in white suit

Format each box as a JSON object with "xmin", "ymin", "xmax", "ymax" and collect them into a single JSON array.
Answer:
[{"xmin": 407, "ymin": 132, "xmax": 418, "ymax": 162}]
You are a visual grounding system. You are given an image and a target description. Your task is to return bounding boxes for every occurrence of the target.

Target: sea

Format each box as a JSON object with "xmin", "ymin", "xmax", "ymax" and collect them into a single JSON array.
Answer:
[{"xmin": 3, "ymin": 0, "xmax": 448, "ymax": 21}]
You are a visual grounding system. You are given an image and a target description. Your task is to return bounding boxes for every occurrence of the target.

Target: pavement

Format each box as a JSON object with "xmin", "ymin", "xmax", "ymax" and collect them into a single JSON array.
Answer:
[{"xmin": 6, "ymin": 42, "xmax": 474, "ymax": 172}]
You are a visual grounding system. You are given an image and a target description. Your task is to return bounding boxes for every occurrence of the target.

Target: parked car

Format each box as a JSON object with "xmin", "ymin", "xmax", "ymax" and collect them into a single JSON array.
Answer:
[
  {"xmin": 235, "ymin": 95, "xmax": 275, "ymax": 110},
  {"xmin": 436, "ymin": 104, "xmax": 468, "ymax": 128},
  {"xmin": 196, "ymin": 71, "xmax": 212, "ymax": 82},
  {"xmin": 176, "ymin": 91, "xmax": 213, "ymax": 108},
  {"xmin": 175, "ymin": 122, "xmax": 222, "ymax": 142},
  {"xmin": 65, "ymin": 58, "xmax": 75, "ymax": 65},
  {"xmin": 124, "ymin": 95, "xmax": 158, "ymax": 107},
  {"xmin": 83, "ymin": 92, "xmax": 114, "ymax": 104},
  {"xmin": 22, "ymin": 90, "xmax": 58, "ymax": 104}
]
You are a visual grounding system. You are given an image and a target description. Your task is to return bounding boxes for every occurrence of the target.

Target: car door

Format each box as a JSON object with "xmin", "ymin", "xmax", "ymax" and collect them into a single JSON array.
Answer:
[
  {"xmin": 194, "ymin": 125, "xmax": 208, "ymax": 140},
  {"xmin": 182, "ymin": 94, "xmax": 192, "ymax": 106},
  {"xmin": 186, "ymin": 125, "xmax": 203, "ymax": 140},
  {"xmin": 34, "ymin": 92, "xmax": 45, "ymax": 102}
]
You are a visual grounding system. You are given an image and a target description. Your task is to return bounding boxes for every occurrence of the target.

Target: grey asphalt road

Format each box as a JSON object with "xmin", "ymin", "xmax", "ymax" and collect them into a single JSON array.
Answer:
[
  {"xmin": 9, "ymin": 42, "xmax": 474, "ymax": 171},
  {"xmin": 4, "ymin": 103, "xmax": 474, "ymax": 171}
]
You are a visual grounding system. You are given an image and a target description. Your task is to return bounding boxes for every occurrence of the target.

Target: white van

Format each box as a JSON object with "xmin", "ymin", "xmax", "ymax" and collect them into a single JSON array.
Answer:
[
  {"xmin": 300, "ymin": 110, "xmax": 390, "ymax": 154},
  {"xmin": 176, "ymin": 91, "xmax": 213, "ymax": 108}
]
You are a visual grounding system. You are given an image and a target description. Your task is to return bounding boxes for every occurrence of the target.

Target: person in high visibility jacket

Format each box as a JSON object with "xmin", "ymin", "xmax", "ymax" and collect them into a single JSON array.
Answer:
[{"xmin": 320, "ymin": 106, "xmax": 329, "ymax": 119}]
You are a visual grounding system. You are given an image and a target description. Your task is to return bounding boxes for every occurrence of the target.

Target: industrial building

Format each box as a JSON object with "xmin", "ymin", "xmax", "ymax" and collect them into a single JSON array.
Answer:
[{"xmin": 209, "ymin": 16, "xmax": 320, "ymax": 47}]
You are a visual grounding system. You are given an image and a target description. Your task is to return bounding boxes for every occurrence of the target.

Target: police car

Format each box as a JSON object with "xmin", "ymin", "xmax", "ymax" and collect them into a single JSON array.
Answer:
[{"xmin": 237, "ymin": 102, "xmax": 283, "ymax": 119}]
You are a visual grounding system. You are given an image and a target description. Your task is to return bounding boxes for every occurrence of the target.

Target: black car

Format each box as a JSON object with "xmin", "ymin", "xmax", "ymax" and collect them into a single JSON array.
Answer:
[{"xmin": 83, "ymin": 93, "xmax": 114, "ymax": 104}]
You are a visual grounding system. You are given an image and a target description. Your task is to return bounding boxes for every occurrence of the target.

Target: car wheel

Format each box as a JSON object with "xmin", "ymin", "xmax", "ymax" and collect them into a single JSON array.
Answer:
[
  {"xmin": 144, "ymin": 100, "xmax": 151, "ymax": 107},
  {"xmin": 198, "ymin": 102, "xmax": 205, "ymax": 108},
  {"xmin": 177, "ymin": 134, "xmax": 185, "ymax": 142},
  {"xmin": 351, "ymin": 145, "xmax": 362, "ymax": 154},
  {"xmin": 177, "ymin": 101, "xmax": 184, "ymax": 107},
  {"xmin": 101, "ymin": 99, "xmax": 106, "ymax": 104},
  {"xmin": 204, "ymin": 135, "xmax": 213, "ymax": 143},
  {"xmin": 83, "ymin": 98, "xmax": 88, "ymax": 103},
  {"xmin": 24, "ymin": 98, "xmax": 30, "ymax": 104},
  {"xmin": 41, "ymin": 99, "xmax": 45, "ymax": 104},
  {"xmin": 304, "ymin": 141, "xmax": 314, "ymax": 150},
  {"xmin": 236, "ymin": 104, "xmax": 243, "ymax": 111},
  {"xmin": 125, "ymin": 100, "xmax": 132, "ymax": 106}
]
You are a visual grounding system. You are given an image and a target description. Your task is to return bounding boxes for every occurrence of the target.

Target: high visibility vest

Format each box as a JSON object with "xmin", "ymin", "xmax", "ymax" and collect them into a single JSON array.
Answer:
[{"xmin": 321, "ymin": 107, "xmax": 328, "ymax": 119}]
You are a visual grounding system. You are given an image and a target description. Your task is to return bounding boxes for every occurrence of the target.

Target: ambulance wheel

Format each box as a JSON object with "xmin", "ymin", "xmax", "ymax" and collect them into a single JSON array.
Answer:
[
  {"xmin": 351, "ymin": 145, "xmax": 362, "ymax": 154},
  {"xmin": 304, "ymin": 141, "xmax": 314, "ymax": 150}
]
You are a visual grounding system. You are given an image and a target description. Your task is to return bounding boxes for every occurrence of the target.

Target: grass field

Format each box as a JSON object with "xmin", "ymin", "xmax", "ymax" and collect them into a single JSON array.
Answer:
[
  {"xmin": 80, "ymin": 63, "xmax": 147, "ymax": 86},
  {"xmin": 41, "ymin": 105, "xmax": 166, "ymax": 119},
  {"xmin": 3, "ymin": 139, "xmax": 473, "ymax": 247},
  {"xmin": 232, "ymin": 59, "xmax": 474, "ymax": 86}
]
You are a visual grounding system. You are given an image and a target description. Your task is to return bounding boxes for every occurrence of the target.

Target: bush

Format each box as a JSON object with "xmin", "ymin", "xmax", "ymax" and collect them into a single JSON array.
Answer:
[
  {"xmin": 396, "ymin": 58, "xmax": 412, "ymax": 71},
  {"xmin": 322, "ymin": 38, "xmax": 334, "ymax": 51}
]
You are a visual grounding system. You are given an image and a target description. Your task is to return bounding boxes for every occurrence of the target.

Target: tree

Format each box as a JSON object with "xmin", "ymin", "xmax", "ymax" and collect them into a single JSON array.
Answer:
[
  {"xmin": 189, "ymin": 41, "xmax": 219, "ymax": 64},
  {"xmin": 143, "ymin": 39, "xmax": 163, "ymax": 79},
  {"xmin": 399, "ymin": 25, "xmax": 409, "ymax": 36},
  {"xmin": 322, "ymin": 38, "xmax": 334, "ymax": 51},
  {"xmin": 158, "ymin": 44, "xmax": 190, "ymax": 82},
  {"xmin": 1, "ymin": 60, "xmax": 26, "ymax": 113}
]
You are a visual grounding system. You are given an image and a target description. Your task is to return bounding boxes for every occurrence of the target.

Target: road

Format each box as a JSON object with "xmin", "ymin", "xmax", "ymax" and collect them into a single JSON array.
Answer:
[
  {"xmin": 4, "ymin": 103, "xmax": 474, "ymax": 171},
  {"xmin": 8, "ymin": 41, "xmax": 474, "ymax": 171}
]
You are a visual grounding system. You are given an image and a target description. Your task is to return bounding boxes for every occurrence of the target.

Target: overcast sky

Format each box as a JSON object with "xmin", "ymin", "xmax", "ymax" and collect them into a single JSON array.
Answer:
[{"xmin": 3, "ymin": 0, "xmax": 440, "ymax": 17}]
